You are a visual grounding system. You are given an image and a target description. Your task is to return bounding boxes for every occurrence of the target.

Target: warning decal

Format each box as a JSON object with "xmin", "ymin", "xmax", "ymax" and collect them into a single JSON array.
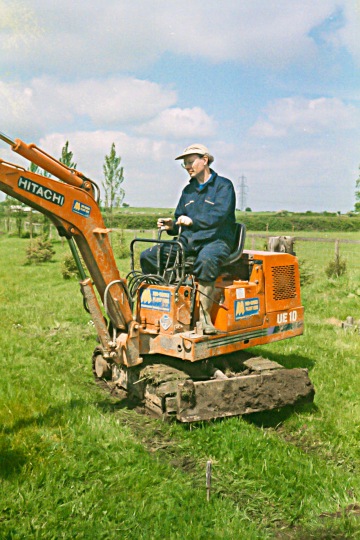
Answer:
[
  {"xmin": 72, "ymin": 200, "xmax": 91, "ymax": 217},
  {"xmin": 234, "ymin": 297, "xmax": 260, "ymax": 320},
  {"xmin": 140, "ymin": 288, "xmax": 171, "ymax": 312}
]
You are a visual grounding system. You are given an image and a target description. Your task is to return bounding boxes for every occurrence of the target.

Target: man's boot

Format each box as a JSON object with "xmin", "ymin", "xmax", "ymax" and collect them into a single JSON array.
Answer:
[{"xmin": 198, "ymin": 280, "xmax": 218, "ymax": 335}]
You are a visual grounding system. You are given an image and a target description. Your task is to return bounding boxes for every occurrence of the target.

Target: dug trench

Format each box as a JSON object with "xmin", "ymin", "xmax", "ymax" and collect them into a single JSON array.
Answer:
[{"xmin": 93, "ymin": 396, "xmax": 200, "ymax": 478}]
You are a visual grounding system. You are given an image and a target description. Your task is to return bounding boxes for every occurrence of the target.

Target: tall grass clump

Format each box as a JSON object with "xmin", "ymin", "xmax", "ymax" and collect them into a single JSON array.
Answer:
[
  {"xmin": 25, "ymin": 236, "xmax": 56, "ymax": 264},
  {"xmin": 61, "ymin": 252, "xmax": 83, "ymax": 279},
  {"xmin": 298, "ymin": 258, "xmax": 314, "ymax": 286},
  {"xmin": 325, "ymin": 252, "xmax": 347, "ymax": 278},
  {"xmin": 113, "ymin": 229, "xmax": 129, "ymax": 259}
]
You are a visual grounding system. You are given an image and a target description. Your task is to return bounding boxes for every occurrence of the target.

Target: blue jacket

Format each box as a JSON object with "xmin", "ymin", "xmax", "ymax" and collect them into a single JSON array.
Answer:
[{"xmin": 169, "ymin": 170, "xmax": 237, "ymax": 249}]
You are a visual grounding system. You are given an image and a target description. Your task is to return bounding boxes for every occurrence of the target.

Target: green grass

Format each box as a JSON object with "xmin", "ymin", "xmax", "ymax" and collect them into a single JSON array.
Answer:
[{"xmin": 0, "ymin": 234, "xmax": 360, "ymax": 539}]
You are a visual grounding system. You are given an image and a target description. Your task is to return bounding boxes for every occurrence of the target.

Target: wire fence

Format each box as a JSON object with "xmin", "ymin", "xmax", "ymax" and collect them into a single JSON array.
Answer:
[{"xmin": 123, "ymin": 230, "xmax": 360, "ymax": 275}]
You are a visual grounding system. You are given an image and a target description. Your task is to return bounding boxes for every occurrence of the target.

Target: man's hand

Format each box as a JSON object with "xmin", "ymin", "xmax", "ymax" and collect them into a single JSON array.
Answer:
[
  {"xmin": 157, "ymin": 217, "xmax": 174, "ymax": 230},
  {"xmin": 176, "ymin": 215, "xmax": 193, "ymax": 227}
]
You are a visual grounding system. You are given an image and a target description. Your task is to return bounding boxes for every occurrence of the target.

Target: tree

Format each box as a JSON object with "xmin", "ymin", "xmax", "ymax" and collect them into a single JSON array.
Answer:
[
  {"xmin": 29, "ymin": 162, "xmax": 50, "ymax": 177},
  {"xmin": 102, "ymin": 143, "xmax": 125, "ymax": 212},
  {"xmin": 355, "ymin": 166, "xmax": 360, "ymax": 213},
  {"xmin": 59, "ymin": 141, "xmax": 77, "ymax": 169},
  {"xmin": 29, "ymin": 162, "xmax": 39, "ymax": 174}
]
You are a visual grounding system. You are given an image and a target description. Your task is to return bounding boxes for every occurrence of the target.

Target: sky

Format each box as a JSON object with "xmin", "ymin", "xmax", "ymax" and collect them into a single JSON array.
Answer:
[{"xmin": 0, "ymin": 0, "xmax": 359, "ymax": 212}]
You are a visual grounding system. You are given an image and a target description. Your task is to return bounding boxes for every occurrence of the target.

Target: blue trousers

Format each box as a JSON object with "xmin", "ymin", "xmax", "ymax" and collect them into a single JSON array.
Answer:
[{"xmin": 140, "ymin": 237, "xmax": 231, "ymax": 282}]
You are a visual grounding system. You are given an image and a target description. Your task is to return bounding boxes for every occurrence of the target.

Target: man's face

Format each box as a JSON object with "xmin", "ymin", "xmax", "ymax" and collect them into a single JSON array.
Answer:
[{"xmin": 182, "ymin": 154, "xmax": 207, "ymax": 179}]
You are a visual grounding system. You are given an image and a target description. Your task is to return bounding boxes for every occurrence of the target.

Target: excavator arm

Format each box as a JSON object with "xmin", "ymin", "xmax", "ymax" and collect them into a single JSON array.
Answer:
[{"xmin": 0, "ymin": 132, "xmax": 141, "ymax": 367}]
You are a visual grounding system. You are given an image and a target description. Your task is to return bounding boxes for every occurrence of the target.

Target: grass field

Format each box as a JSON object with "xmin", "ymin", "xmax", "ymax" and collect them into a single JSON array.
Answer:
[{"xmin": 0, "ymin": 232, "xmax": 359, "ymax": 539}]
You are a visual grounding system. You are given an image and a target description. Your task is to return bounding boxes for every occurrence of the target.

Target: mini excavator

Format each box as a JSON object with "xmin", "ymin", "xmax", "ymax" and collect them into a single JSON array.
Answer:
[{"xmin": 0, "ymin": 132, "xmax": 314, "ymax": 422}]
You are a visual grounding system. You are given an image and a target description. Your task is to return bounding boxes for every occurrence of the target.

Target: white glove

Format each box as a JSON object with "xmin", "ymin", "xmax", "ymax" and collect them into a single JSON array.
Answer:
[
  {"xmin": 157, "ymin": 217, "xmax": 174, "ymax": 230},
  {"xmin": 176, "ymin": 215, "xmax": 193, "ymax": 227}
]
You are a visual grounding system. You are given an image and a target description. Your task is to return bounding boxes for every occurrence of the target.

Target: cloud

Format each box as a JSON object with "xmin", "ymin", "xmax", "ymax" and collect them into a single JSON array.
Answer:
[
  {"xmin": 248, "ymin": 121, "xmax": 287, "ymax": 139},
  {"xmin": 0, "ymin": 0, "xmax": 348, "ymax": 77},
  {"xmin": 40, "ymin": 123, "xmax": 358, "ymax": 213},
  {"xmin": 136, "ymin": 107, "xmax": 217, "ymax": 138},
  {"xmin": 242, "ymin": 96, "xmax": 360, "ymax": 211},
  {"xmin": 219, "ymin": 140, "xmax": 358, "ymax": 212},
  {"xmin": 167, "ymin": 1, "xmax": 339, "ymax": 66},
  {"xmin": 337, "ymin": 0, "xmax": 360, "ymax": 64},
  {"xmin": 0, "ymin": 76, "xmax": 215, "ymax": 142},
  {"xmin": 2, "ymin": 122, "xmax": 358, "ymax": 212},
  {"xmin": 249, "ymin": 97, "xmax": 360, "ymax": 138},
  {"xmin": 37, "ymin": 130, "xmax": 184, "ymax": 207},
  {"xmin": 0, "ymin": 0, "xmax": 40, "ymax": 51},
  {"xmin": 0, "ymin": 77, "xmax": 177, "ymax": 137},
  {"xmin": 214, "ymin": 96, "xmax": 360, "ymax": 212},
  {"xmin": 34, "ymin": 77, "xmax": 177, "ymax": 126},
  {"xmin": 1, "ymin": 1, "xmax": 359, "ymax": 213}
]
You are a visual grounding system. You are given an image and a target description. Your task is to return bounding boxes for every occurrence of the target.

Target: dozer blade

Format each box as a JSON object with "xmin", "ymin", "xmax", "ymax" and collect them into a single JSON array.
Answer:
[{"xmin": 176, "ymin": 368, "xmax": 314, "ymax": 423}]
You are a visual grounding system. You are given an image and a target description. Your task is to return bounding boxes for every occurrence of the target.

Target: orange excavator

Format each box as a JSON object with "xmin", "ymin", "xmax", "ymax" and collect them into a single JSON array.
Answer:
[{"xmin": 0, "ymin": 132, "xmax": 314, "ymax": 422}]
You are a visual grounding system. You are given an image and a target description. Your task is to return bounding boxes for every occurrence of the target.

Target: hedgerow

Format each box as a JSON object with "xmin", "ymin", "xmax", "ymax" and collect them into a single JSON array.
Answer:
[{"xmin": 102, "ymin": 213, "xmax": 360, "ymax": 232}]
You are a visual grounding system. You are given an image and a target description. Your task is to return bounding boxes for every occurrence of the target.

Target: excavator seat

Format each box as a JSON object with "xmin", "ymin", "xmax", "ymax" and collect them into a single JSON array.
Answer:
[{"xmin": 221, "ymin": 222, "xmax": 246, "ymax": 268}]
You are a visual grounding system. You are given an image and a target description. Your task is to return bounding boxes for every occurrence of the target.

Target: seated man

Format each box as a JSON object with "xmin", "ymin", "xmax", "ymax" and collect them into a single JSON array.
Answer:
[{"xmin": 140, "ymin": 143, "xmax": 237, "ymax": 334}]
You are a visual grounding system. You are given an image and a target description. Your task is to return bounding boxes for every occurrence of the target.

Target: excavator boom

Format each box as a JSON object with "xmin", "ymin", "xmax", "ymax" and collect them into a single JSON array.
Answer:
[
  {"xmin": 0, "ymin": 133, "xmax": 139, "ymax": 366},
  {"xmin": 0, "ymin": 131, "xmax": 96, "ymax": 194}
]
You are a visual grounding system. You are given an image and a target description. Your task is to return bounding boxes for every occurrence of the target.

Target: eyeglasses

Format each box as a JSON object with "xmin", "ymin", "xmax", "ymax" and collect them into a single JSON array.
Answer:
[{"xmin": 181, "ymin": 156, "xmax": 203, "ymax": 169}]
